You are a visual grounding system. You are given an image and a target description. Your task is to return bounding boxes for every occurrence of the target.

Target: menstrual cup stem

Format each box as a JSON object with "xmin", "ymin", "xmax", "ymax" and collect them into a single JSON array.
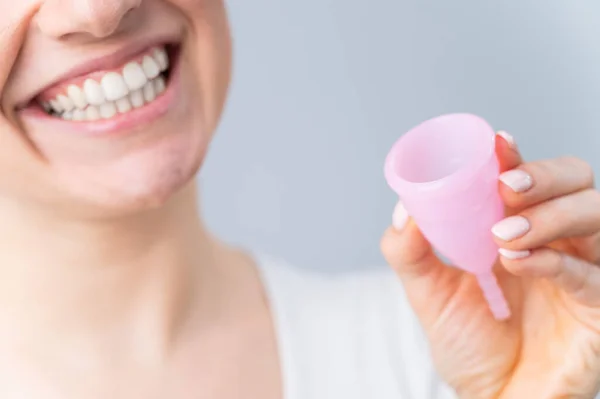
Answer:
[{"xmin": 476, "ymin": 272, "xmax": 511, "ymax": 320}]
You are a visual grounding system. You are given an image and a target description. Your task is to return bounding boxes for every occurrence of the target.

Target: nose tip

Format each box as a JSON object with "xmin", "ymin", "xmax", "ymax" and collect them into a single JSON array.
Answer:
[
  {"xmin": 37, "ymin": 0, "xmax": 143, "ymax": 40},
  {"xmin": 84, "ymin": 7, "xmax": 135, "ymax": 38}
]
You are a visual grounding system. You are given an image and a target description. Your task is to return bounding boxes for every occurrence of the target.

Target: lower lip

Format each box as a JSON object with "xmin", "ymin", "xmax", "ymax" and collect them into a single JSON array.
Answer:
[{"xmin": 19, "ymin": 55, "xmax": 181, "ymax": 137}]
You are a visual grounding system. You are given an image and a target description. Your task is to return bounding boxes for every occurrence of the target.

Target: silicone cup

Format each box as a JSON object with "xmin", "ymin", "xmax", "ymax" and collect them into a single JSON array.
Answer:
[{"xmin": 384, "ymin": 113, "xmax": 510, "ymax": 320}]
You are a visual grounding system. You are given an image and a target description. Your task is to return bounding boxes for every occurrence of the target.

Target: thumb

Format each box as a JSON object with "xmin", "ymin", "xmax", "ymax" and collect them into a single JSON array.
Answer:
[
  {"xmin": 381, "ymin": 202, "xmax": 444, "ymax": 280},
  {"xmin": 381, "ymin": 202, "xmax": 464, "ymax": 323}
]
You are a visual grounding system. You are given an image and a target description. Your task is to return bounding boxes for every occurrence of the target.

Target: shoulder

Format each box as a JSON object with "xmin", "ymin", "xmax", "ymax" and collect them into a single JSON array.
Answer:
[{"xmin": 255, "ymin": 253, "xmax": 456, "ymax": 399}]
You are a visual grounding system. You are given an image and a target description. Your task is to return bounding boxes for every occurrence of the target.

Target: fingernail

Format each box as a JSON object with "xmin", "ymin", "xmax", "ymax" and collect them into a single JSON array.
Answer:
[
  {"xmin": 497, "ymin": 130, "xmax": 516, "ymax": 149},
  {"xmin": 499, "ymin": 248, "xmax": 531, "ymax": 260},
  {"xmin": 392, "ymin": 202, "xmax": 409, "ymax": 231},
  {"xmin": 492, "ymin": 216, "xmax": 530, "ymax": 241},
  {"xmin": 499, "ymin": 169, "xmax": 533, "ymax": 192}
]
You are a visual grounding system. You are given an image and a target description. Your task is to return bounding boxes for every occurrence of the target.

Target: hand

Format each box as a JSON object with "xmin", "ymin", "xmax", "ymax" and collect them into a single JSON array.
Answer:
[{"xmin": 381, "ymin": 131, "xmax": 600, "ymax": 399}]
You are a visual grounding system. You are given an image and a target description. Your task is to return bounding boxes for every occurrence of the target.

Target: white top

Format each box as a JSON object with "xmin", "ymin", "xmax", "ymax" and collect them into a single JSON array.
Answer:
[{"xmin": 256, "ymin": 254, "xmax": 458, "ymax": 399}]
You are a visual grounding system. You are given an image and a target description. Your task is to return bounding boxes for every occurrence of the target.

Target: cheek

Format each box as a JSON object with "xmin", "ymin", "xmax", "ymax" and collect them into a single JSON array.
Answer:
[
  {"xmin": 170, "ymin": 0, "xmax": 232, "ymax": 132},
  {"xmin": 198, "ymin": 24, "xmax": 232, "ymax": 134},
  {"xmin": 168, "ymin": 0, "xmax": 223, "ymax": 11},
  {"xmin": 0, "ymin": 118, "xmax": 53, "ymax": 200}
]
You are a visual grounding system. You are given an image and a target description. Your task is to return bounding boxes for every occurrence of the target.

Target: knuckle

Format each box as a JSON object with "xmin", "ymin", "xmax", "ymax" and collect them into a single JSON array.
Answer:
[
  {"xmin": 586, "ymin": 189, "xmax": 600, "ymax": 208},
  {"xmin": 521, "ymin": 161, "xmax": 551, "ymax": 188},
  {"xmin": 522, "ymin": 159, "xmax": 551, "ymax": 176},
  {"xmin": 380, "ymin": 225, "xmax": 433, "ymax": 273},
  {"xmin": 548, "ymin": 251, "xmax": 565, "ymax": 279},
  {"xmin": 500, "ymin": 257, "xmax": 529, "ymax": 276},
  {"xmin": 589, "ymin": 233, "xmax": 600, "ymax": 265},
  {"xmin": 523, "ymin": 202, "xmax": 566, "ymax": 244},
  {"xmin": 380, "ymin": 227, "xmax": 403, "ymax": 263},
  {"xmin": 561, "ymin": 253, "xmax": 590, "ymax": 296},
  {"xmin": 548, "ymin": 196, "xmax": 576, "ymax": 232},
  {"xmin": 562, "ymin": 156, "xmax": 595, "ymax": 186}
]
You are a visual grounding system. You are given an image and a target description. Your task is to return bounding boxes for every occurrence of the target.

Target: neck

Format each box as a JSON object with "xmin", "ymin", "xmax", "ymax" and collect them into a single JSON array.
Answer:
[{"xmin": 0, "ymin": 183, "xmax": 217, "ymax": 360}]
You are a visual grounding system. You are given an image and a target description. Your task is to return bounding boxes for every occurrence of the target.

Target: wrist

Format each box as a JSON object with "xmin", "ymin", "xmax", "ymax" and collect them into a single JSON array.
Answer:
[
  {"xmin": 454, "ymin": 385, "xmax": 504, "ymax": 399},
  {"xmin": 457, "ymin": 391, "xmax": 502, "ymax": 399},
  {"xmin": 497, "ymin": 380, "xmax": 582, "ymax": 399}
]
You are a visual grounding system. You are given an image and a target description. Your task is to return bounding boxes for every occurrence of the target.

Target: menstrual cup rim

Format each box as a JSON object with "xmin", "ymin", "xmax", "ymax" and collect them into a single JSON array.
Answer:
[{"xmin": 384, "ymin": 113, "xmax": 496, "ymax": 200}]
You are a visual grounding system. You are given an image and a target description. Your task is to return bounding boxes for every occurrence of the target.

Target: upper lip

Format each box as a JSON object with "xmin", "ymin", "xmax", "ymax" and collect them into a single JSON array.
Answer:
[{"xmin": 18, "ymin": 36, "xmax": 178, "ymax": 108}]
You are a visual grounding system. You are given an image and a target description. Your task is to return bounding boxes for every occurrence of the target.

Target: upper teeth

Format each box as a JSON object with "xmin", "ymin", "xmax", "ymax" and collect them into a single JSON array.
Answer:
[{"xmin": 42, "ymin": 46, "xmax": 170, "ymax": 120}]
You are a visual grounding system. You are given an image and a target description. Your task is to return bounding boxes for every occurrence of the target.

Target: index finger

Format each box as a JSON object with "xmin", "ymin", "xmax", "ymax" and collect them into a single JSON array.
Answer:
[{"xmin": 496, "ymin": 130, "xmax": 523, "ymax": 173}]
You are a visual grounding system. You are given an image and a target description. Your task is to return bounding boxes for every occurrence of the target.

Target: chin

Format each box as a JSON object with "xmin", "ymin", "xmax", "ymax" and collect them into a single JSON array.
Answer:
[{"xmin": 55, "ymin": 124, "xmax": 209, "ymax": 217}]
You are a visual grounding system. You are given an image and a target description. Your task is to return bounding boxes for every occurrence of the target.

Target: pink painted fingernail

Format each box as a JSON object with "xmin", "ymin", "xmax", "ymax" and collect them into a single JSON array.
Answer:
[
  {"xmin": 497, "ymin": 130, "xmax": 516, "ymax": 149},
  {"xmin": 392, "ymin": 202, "xmax": 409, "ymax": 231},
  {"xmin": 492, "ymin": 216, "xmax": 530, "ymax": 241},
  {"xmin": 499, "ymin": 248, "xmax": 531, "ymax": 260},
  {"xmin": 499, "ymin": 169, "xmax": 533, "ymax": 193}
]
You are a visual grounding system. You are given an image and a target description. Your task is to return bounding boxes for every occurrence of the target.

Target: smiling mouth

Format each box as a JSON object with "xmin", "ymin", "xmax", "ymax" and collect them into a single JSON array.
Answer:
[{"xmin": 35, "ymin": 44, "xmax": 179, "ymax": 122}]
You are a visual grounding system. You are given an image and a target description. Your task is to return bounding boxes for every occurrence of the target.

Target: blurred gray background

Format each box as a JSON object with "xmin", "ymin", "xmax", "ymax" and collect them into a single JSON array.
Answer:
[{"xmin": 199, "ymin": 0, "xmax": 600, "ymax": 271}]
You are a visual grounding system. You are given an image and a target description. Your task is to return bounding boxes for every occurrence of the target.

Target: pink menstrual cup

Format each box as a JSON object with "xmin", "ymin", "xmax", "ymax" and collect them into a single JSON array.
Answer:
[{"xmin": 384, "ymin": 113, "xmax": 510, "ymax": 320}]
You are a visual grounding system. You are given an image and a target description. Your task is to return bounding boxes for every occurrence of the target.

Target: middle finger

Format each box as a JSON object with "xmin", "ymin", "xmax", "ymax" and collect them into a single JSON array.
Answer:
[
  {"xmin": 492, "ymin": 188, "xmax": 600, "ymax": 251},
  {"xmin": 499, "ymin": 156, "xmax": 595, "ymax": 210}
]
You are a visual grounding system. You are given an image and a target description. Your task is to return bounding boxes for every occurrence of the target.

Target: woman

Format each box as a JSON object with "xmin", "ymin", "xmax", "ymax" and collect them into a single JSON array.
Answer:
[{"xmin": 2, "ymin": 1, "xmax": 600, "ymax": 398}]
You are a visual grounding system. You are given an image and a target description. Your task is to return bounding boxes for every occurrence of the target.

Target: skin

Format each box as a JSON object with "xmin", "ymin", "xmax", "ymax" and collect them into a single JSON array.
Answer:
[
  {"xmin": 382, "ymin": 135, "xmax": 600, "ymax": 398},
  {"xmin": 0, "ymin": 1, "xmax": 280, "ymax": 398},
  {"xmin": 0, "ymin": 0, "xmax": 599, "ymax": 398}
]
